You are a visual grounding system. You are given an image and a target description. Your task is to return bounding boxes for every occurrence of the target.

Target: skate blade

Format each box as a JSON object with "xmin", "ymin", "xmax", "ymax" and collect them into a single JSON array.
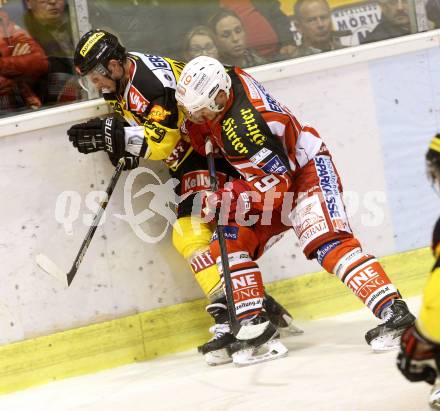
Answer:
[
  {"xmin": 232, "ymin": 339, "xmax": 288, "ymax": 367},
  {"xmin": 204, "ymin": 348, "xmax": 232, "ymax": 366},
  {"xmin": 370, "ymin": 334, "xmax": 400, "ymax": 352}
]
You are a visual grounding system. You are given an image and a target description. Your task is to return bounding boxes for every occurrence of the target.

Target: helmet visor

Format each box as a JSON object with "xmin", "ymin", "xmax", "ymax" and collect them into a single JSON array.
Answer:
[{"xmin": 77, "ymin": 63, "xmax": 110, "ymax": 93}]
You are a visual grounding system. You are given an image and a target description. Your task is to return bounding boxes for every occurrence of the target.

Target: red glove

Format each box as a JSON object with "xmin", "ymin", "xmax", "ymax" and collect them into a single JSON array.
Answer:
[
  {"xmin": 186, "ymin": 121, "xmax": 220, "ymax": 156},
  {"xmin": 203, "ymin": 179, "xmax": 252, "ymax": 224}
]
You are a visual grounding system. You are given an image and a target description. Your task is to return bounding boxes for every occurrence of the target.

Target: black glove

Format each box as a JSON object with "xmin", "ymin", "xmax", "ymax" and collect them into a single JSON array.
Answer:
[
  {"xmin": 397, "ymin": 325, "xmax": 439, "ymax": 385},
  {"xmin": 67, "ymin": 116, "xmax": 126, "ymax": 156}
]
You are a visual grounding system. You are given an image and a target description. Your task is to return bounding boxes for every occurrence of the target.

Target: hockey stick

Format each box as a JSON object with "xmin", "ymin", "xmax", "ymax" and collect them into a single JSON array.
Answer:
[
  {"xmin": 36, "ymin": 157, "xmax": 126, "ymax": 286},
  {"xmin": 205, "ymin": 138, "xmax": 240, "ymax": 336}
]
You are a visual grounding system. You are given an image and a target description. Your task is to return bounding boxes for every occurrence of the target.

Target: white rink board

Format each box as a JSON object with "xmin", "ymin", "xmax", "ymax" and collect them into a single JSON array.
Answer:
[{"xmin": 1, "ymin": 36, "xmax": 439, "ymax": 344}]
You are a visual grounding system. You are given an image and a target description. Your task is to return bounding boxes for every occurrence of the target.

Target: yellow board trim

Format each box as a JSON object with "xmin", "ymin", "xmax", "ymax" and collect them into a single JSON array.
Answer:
[{"xmin": 0, "ymin": 247, "xmax": 433, "ymax": 395}]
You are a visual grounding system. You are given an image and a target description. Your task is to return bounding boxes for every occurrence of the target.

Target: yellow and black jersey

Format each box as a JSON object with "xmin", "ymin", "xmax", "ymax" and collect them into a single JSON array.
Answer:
[
  {"xmin": 417, "ymin": 216, "xmax": 440, "ymax": 344},
  {"xmin": 104, "ymin": 52, "xmax": 191, "ymax": 171}
]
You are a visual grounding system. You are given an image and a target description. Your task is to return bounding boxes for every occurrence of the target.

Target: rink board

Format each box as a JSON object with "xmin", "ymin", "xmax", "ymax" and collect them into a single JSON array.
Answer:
[{"xmin": 0, "ymin": 247, "xmax": 433, "ymax": 395}]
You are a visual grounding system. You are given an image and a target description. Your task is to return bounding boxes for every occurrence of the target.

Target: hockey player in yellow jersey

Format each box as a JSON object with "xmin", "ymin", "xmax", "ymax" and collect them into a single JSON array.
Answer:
[
  {"xmin": 397, "ymin": 134, "xmax": 440, "ymax": 410},
  {"xmin": 67, "ymin": 30, "xmax": 301, "ymax": 366}
]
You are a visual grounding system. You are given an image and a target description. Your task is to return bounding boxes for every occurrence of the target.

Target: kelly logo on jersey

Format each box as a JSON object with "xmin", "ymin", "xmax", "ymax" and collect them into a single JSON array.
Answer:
[
  {"xmin": 181, "ymin": 171, "xmax": 227, "ymax": 195},
  {"xmin": 182, "ymin": 171, "xmax": 210, "ymax": 194}
]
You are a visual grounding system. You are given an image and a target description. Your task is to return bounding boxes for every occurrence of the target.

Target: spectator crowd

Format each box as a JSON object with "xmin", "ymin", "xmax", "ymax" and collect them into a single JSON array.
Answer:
[{"xmin": 1, "ymin": 0, "xmax": 437, "ymax": 118}]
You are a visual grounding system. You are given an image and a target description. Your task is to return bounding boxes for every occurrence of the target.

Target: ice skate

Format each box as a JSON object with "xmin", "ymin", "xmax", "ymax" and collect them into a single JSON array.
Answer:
[
  {"xmin": 198, "ymin": 299, "xmax": 234, "ymax": 366},
  {"xmin": 229, "ymin": 315, "xmax": 288, "ymax": 367},
  {"xmin": 365, "ymin": 299, "xmax": 415, "ymax": 352},
  {"xmin": 429, "ymin": 379, "xmax": 440, "ymax": 410},
  {"xmin": 264, "ymin": 293, "xmax": 303, "ymax": 336}
]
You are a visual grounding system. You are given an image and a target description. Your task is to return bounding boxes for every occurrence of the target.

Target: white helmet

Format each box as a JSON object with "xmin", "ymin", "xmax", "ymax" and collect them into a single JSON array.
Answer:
[{"xmin": 176, "ymin": 56, "xmax": 231, "ymax": 115}]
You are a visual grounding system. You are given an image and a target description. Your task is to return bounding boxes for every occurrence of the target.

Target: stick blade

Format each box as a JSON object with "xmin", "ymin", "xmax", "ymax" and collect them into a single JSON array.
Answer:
[{"xmin": 36, "ymin": 254, "xmax": 67, "ymax": 285}]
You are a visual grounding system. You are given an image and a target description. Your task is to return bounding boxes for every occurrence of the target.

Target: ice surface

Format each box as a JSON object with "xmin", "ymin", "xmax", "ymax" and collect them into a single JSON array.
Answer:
[{"xmin": 0, "ymin": 297, "xmax": 432, "ymax": 411}]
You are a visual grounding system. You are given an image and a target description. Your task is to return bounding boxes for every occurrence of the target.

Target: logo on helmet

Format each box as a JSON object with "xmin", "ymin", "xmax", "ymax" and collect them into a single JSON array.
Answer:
[
  {"xmin": 95, "ymin": 45, "xmax": 109, "ymax": 60},
  {"xmin": 80, "ymin": 32, "xmax": 106, "ymax": 57},
  {"xmin": 208, "ymin": 84, "xmax": 219, "ymax": 98},
  {"xmin": 193, "ymin": 73, "xmax": 207, "ymax": 92}
]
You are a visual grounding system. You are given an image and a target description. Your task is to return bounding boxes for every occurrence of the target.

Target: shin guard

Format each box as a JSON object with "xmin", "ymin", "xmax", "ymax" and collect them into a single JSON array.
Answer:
[
  {"xmin": 317, "ymin": 238, "xmax": 401, "ymax": 317},
  {"xmin": 216, "ymin": 251, "xmax": 265, "ymax": 321}
]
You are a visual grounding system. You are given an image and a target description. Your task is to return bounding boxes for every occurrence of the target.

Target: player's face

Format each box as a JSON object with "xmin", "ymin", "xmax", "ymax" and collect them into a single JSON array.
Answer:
[
  {"xmin": 187, "ymin": 91, "xmax": 228, "ymax": 124},
  {"xmin": 85, "ymin": 68, "xmax": 117, "ymax": 93},
  {"xmin": 215, "ymin": 16, "xmax": 246, "ymax": 58},
  {"xmin": 81, "ymin": 60, "xmax": 124, "ymax": 94},
  {"xmin": 380, "ymin": 0, "xmax": 409, "ymax": 27},
  {"xmin": 188, "ymin": 107, "xmax": 218, "ymax": 124},
  {"xmin": 297, "ymin": 0, "xmax": 332, "ymax": 45}
]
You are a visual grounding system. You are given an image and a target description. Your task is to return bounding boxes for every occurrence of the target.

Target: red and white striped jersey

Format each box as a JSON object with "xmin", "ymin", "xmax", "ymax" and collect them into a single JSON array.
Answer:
[{"xmin": 188, "ymin": 66, "xmax": 324, "ymax": 210}]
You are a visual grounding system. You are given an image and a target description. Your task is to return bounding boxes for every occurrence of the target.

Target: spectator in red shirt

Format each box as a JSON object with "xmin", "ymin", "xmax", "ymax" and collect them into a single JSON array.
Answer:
[
  {"xmin": 0, "ymin": 6, "xmax": 48, "ymax": 115},
  {"xmin": 23, "ymin": 0, "xmax": 80, "ymax": 104}
]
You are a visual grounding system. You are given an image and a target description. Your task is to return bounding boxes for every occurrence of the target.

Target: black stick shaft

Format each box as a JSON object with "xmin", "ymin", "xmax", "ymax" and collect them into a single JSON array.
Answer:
[
  {"xmin": 67, "ymin": 158, "xmax": 125, "ymax": 286},
  {"xmin": 205, "ymin": 139, "xmax": 240, "ymax": 335}
]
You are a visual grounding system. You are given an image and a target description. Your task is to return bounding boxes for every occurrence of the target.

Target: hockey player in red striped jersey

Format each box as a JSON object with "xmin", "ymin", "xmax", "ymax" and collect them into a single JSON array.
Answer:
[{"xmin": 175, "ymin": 56, "xmax": 415, "ymax": 365}]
